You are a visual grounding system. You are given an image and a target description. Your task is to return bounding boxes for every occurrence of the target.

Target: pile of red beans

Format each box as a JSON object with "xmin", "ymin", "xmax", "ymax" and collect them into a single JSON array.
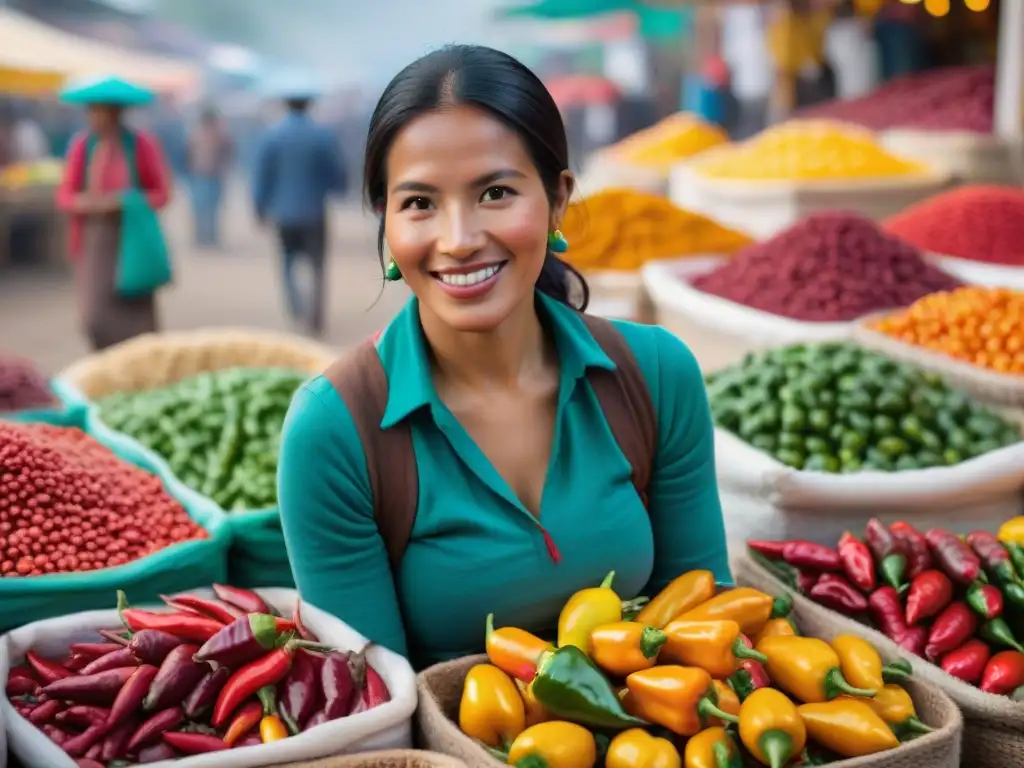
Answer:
[
  {"xmin": 885, "ymin": 185, "xmax": 1024, "ymax": 266},
  {"xmin": 800, "ymin": 65, "xmax": 994, "ymax": 133},
  {"xmin": 691, "ymin": 212, "xmax": 962, "ymax": 322},
  {"xmin": 0, "ymin": 355, "xmax": 57, "ymax": 413},
  {"xmin": 0, "ymin": 422, "xmax": 208, "ymax": 578}
]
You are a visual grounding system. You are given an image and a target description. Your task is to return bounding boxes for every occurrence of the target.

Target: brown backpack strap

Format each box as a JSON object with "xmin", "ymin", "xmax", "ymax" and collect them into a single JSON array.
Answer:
[
  {"xmin": 581, "ymin": 315, "xmax": 658, "ymax": 507},
  {"xmin": 323, "ymin": 339, "xmax": 418, "ymax": 571}
]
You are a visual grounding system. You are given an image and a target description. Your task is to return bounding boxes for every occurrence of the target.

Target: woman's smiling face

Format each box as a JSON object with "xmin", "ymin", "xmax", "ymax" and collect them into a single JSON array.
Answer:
[{"xmin": 384, "ymin": 104, "xmax": 570, "ymax": 333}]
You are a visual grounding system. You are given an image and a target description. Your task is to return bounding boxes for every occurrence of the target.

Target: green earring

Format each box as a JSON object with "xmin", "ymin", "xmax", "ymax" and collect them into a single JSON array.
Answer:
[
  {"xmin": 385, "ymin": 259, "xmax": 402, "ymax": 282},
  {"xmin": 548, "ymin": 229, "xmax": 569, "ymax": 253}
]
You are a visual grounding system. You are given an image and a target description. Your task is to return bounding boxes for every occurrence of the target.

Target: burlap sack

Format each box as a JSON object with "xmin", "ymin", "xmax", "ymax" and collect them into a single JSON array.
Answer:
[
  {"xmin": 272, "ymin": 750, "xmax": 469, "ymax": 768},
  {"xmin": 854, "ymin": 311, "xmax": 1024, "ymax": 408},
  {"xmin": 735, "ymin": 551, "xmax": 1011, "ymax": 768},
  {"xmin": 417, "ymin": 648, "xmax": 962, "ymax": 768},
  {"xmin": 416, "ymin": 655, "xmax": 506, "ymax": 768},
  {"xmin": 55, "ymin": 327, "xmax": 338, "ymax": 401}
]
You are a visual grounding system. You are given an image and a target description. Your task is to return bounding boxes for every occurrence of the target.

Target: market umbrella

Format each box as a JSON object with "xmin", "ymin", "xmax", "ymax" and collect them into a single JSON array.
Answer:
[
  {"xmin": 545, "ymin": 74, "xmax": 621, "ymax": 106},
  {"xmin": 60, "ymin": 75, "xmax": 154, "ymax": 107}
]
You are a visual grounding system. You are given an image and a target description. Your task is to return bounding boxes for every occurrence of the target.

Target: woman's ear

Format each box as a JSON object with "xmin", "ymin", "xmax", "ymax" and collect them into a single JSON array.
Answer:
[{"xmin": 551, "ymin": 170, "xmax": 575, "ymax": 229}]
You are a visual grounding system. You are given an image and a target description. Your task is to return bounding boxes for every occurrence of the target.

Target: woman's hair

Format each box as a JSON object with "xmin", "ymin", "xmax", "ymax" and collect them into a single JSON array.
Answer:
[{"xmin": 363, "ymin": 44, "xmax": 589, "ymax": 311}]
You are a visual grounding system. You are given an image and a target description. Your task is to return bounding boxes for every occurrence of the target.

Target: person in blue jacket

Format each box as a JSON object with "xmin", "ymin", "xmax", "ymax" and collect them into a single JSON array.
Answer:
[{"xmin": 277, "ymin": 45, "xmax": 731, "ymax": 670}]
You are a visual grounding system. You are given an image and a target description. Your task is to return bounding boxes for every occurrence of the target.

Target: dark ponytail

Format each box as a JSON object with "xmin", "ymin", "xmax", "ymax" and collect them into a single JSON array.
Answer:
[{"xmin": 363, "ymin": 44, "xmax": 590, "ymax": 312}]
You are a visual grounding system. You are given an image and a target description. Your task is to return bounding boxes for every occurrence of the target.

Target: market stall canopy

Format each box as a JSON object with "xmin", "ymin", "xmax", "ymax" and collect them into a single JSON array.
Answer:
[{"xmin": 0, "ymin": 9, "xmax": 199, "ymax": 95}]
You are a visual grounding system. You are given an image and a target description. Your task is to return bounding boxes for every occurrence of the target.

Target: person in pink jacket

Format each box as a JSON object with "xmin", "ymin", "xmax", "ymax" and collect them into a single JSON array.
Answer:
[{"xmin": 56, "ymin": 78, "xmax": 172, "ymax": 351}]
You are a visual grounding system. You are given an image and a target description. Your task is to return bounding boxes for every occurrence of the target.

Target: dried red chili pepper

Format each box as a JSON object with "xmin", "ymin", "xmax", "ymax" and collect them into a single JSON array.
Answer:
[
  {"xmin": 979, "ymin": 650, "xmax": 1024, "ymax": 695},
  {"xmin": 62, "ymin": 722, "xmax": 107, "ymax": 757},
  {"xmin": 42, "ymin": 667, "xmax": 137, "ymax": 706},
  {"xmin": 143, "ymin": 644, "xmax": 207, "ymax": 712},
  {"xmin": 183, "ymin": 666, "xmax": 232, "ymax": 720},
  {"xmin": 106, "ymin": 664, "xmax": 158, "ymax": 731},
  {"xmin": 865, "ymin": 518, "xmax": 908, "ymax": 590},
  {"xmin": 126, "ymin": 707, "xmax": 183, "ymax": 753},
  {"xmin": 136, "ymin": 742, "xmax": 177, "ymax": 763},
  {"xmin": 26, "ymin": 651, "xmax": 72, "ymax": 683},
  {"xmin": 279, "ymin": 649, "xmax": 318, "ymax": 734},
  {"xmin": 128, "ymin": 629, "xmax": 185, "ymax": 666},
  {"xmin": 967, "ymin": 582, "xmax": 1005, "ymax": 621},
  {"xmin": 211, "ymin": 639, "xmax": 303, "ymax": 728},
  {"xmin": 942, "ymin": 639, "xmax": 990, "ymax": 684},
  {"xmin": 117, "ymin": 591, "xmax": 224, "ymax": 644},
  {"xmin": 868, "ymin": 586, "xmax": 908, "ymax": 640},
  {"xmin": 160, "ymin": 594, "xmax": 241, "ymax": 625},
  {"xmin": 980, "ymin": 619, "xmax": 1024, "ymax": 653},
  {"xmin": 63, "ymin": 654, "xmax": 93, "ymax": 672},
  {"xmin": 74, "ymin": 758, "xmax": 105, "ymax": 768},
  {"xmin": 100, "ymin": 718, "xmax": 136, "ymax": 762},
  {"xmin": 797, "ymin": 570, "xmax": 820, "ymax": 594},
  {"xmin": 837, "ymin": 531, "xmax": 875, "ymax": 592},
  {"xmin": 27, "ymin": 698, "xmax": 62, "ymax": 725},
  {"xmin": 162, "ymin": 730, "xmax": 230, "ymax": 754},
  {"xmin": 79, "ymin": 647, "xmax": 138, "ymax": 676},
  {"xmin": 212, "ymin": 584, "xmax": 274, "ymax": 615},
  {"xmin": 905, "ymin": 570, "xmax": 953, "ymax": 625},
  {"xmin": 57, "ymin": 706, "xmax": 110, "ymax": 728},
  {"xmin": 781, "ymin": 540, "xmax": 842, "ymax": 572},
  {"xmin": 195, "ymin": 613, "xmax": 298, "ymax": 668},
  {"xmin": 925, "ymin": 528, "xmax": 982, "ymax": 586},
  {"xmin": 69, "ymin": 643, "xmax": 123, "ymax": 659},
  {"xmin": 925, "ymin": 601, "xmax": 979, "ymax": 661},
  {"xmin": 890, "ymin": 521, "xmax": 933, "ymax": 579},
  {"xmin": 747, "ymin": 540, "xmax": 789, "ymax": 559},
  {"xmin": 322, "ymin": 650, "xmax": 365, "ymax": 721},
  {"xmin": 809, "ymin": 573, "xmax": 868, "ymax": 612},
  {"xmin": 966, "ymin": 531, "xmax": 1018, "ymax": 586},
  {"xmin": 5, "ymin": 675, "xmax": 38, "ymax": 697}
]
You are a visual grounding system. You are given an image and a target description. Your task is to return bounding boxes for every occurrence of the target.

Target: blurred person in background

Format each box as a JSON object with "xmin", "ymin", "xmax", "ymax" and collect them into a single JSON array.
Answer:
[
  {"xmin": 767, "ymin": 0, "xmax": 833, "ymax": 117},
  {"xmin": 55, "ymin": 87, "xmax": 173, "ymax": 351},
  {"xmin": 0, "ymin": 101, "xmax": 48, "ymax": 166},
  {"xmin": 874, "ymin": 0, "xmax": 927, "ymax": 80},
  {"xmin": 720, "ymin": 2, "xmax": 772, "ymax": 138},
  {"xmin": 827, "ymin": 0, "xmax": 879, "ymax": 99},
  {"xmin": 187, "ymin": 107, "xmax": 234, "ymax": 248},
  {"xmin": 252, "ymin": 94, "xmax": 347, "ymax": 338}
]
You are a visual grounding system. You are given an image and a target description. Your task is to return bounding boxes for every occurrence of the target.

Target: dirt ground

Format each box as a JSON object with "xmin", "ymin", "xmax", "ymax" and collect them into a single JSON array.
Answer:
[{"xmin": 0, "ymin": 179, "xmax": 410, "ymax": 373}]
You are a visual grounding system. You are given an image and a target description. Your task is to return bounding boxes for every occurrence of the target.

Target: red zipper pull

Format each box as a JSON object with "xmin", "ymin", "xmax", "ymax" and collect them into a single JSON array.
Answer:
[{"xmin": 539, "ymin": 526, "xmax": 562, "ymax": 565}]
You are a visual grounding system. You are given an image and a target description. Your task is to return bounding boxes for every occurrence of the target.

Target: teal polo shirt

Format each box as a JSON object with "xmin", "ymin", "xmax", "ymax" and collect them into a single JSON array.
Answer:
[{"xmin": 277, "ymin": 292, "xmax": 730, "ymax": 669}]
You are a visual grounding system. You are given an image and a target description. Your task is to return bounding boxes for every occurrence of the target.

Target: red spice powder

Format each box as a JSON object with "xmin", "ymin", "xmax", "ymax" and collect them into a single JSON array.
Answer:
[
  {"xmin": 691, "ymin": 212, "xmax": 961, "ymax": 322},
  {"xmin": 884, "ymin": 186, "xmax": 1024, "ymax": 266}
]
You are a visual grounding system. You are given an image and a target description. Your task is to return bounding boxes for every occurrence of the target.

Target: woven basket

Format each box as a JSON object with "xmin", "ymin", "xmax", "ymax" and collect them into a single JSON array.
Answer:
[
  {"xmin": 416, "ymin": 647, "xmax": 962, "ymax": 768},
  {"xmin": 271, "ymin": 750, "xmax": 469, "ymax": 768},
  {"xmin": 735, "ymin": 551, "xmax": 1010, "ymax": 768},
  {"xmin": 854, "ymin": 312, "xmax": 1024, "ymax": 407},
  {"xmin": 56, "ymin": 327, "xmax": 338, "ymax": 401}
]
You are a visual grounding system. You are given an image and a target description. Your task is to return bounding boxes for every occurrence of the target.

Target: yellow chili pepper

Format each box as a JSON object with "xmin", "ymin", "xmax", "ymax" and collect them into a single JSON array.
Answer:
[
  {"xmin": 636, "ymin": 570, "xmax": 716, "ymax": 629},
  {"xmin": 750, "ymin": 618, "xmax": 798, "ymax": 646},
  {"xmin": 259, "ymin": 714, "xmax": 289, "ymax": 743},
  {"xmin": 607, "ymin": 728, "xmax": 681, "ymax": 768},
  {"xmin": 859, "ymin": 683, "xmax": 934, "ymax": 738},
  {"xmin": 625, "ymin": 665, "xmax": 738, "ymax": 737},
  {"xmin": 683, "ymin": 726, "xmax": 741, "ymax": 768},
  {"xmin": 506, "ymin": 721, "xmax": 597, "ymax": 768},
  {"xmin": 999, "ymin": 516, "xmax": 1024, "ymax": 544},
  {"xmin": 558, "ymin": 572, "xmax": 622, "ymax": 651},
  {"xmin": 831, "ymin": 634, "xmax": 910, "ymax": 691},
  {"xmin": 660, "ymin": 619, "xmax": 768, "ymax": 678},
  {"xmin": 516, "ymin": 678, "xmax": 552, "ymax": 727},
  {"xmin": 676, "ymin": 588, "xmax": 791, "ymax": 636},
  {"xmin": 486, "ymin": 614, "xmax": 554, "ymax": 682},
  {"xmin": 756, "ymin": 635, "xmax": 877, "ymax": 703},
  {"xmin": 738, "ymin": 688, "xmax": 807, "ymax": 768},
  {"xmin": 589, "ymin": 622, "xmax": 668, "ymax": 677},
  {"xmin": 710, "ymin": 680, "xmax": 741, "ymax": 723},
  {"xmin": 459, "ymin": 664, "xmax": 526, "ymax": 748},
  {"xmin": 797, "ymin": 699, "xmax": 900, "ymax": 757}
]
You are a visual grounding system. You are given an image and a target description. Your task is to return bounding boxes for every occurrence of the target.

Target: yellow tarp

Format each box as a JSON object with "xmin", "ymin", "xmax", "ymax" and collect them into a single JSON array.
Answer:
[
  {"xmin": 0, "ymin": 10, "xmax": 199, "ymax": 95},
  {"xmin": 0, "ymin": 65, "xmax": 65, "ymax": 96}
]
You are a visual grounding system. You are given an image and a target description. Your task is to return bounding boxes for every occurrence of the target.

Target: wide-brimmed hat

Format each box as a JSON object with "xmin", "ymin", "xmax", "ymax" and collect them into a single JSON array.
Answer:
[{"xmin": 60, "ymin": 76, "xmax": 155, "ymax": 107}]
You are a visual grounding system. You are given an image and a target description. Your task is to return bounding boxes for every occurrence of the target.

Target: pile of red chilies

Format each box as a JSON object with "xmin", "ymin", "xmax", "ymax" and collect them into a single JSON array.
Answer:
[
  {"xmin": 4, "ymin": 584, "xmax": 390, "ymax": 766},
  {"xmin": 749, "ymin": 519, "xmax": 1024, "ymax": 698}
]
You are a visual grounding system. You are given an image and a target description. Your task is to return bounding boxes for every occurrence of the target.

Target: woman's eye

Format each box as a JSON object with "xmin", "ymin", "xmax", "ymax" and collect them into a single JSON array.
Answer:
[
  {"xmin": 481, "ymin": 186, "xmax": 515, "ymax": 203},
  {"xmin": 399, "ymin": 196, "xmax": 432, "ymax": 211}
]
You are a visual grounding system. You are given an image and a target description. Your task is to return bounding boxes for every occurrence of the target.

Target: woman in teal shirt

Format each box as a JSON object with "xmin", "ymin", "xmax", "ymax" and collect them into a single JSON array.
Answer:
[{"xmin": 277, "ymin": 45, "xmax": 730, "ymax": 670}]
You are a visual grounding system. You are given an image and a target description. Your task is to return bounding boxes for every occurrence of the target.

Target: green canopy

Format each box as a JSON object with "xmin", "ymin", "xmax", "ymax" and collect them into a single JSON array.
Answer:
[
  {"xmin": 60, "ymin": 76, "xmax": 154, "ymax": 107},
  {"xmin": 499, "ymin": 0, "xmax": 690, "ymax": 40}
]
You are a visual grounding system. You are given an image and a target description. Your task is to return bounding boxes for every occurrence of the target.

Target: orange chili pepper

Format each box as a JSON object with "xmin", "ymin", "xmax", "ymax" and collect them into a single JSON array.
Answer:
[
  {"xmin": 636, "ymin": 570, "xmax": 717, "ymax": 629},
  {"xmin": 223, "ymin": 700, "xmax": 262, "ymax": 746},
  {"xmin": 516, "ymin": 677, "xmax": 552, "ymax": 727},
  {"xmin": 259, "ymin": 714, "xmax": 289, "ymax": 743},
  {"xmin": 710, "ymin": 679, "xmax": 741, "ymax": 724},
  {"xmin": 485, "ymin": 614, "xmax": 553, "ymax": 683}
]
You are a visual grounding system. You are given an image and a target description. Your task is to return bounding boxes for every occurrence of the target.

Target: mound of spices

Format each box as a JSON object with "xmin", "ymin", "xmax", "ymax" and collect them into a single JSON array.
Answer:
[
  {"xmin": 885, "ymin": 186, "xmax": 1024, "ymax": 266},
  {"xmin": 561, "ymin": 189, "xmax": 751, "ymax": 272},
  {"xmin": 693, "ymin": 121, "xmax": 927, "ymax": 181},
  {"xmin": 0, "ymin": 422, "xmax": 207, "ymax": 577},
  {"xmin": 609, "ymin": 112, "xmax": 727, "ymax": 169},
  {"xmin": 691, "ymin": 212, "xmax": 961, "ymax": 322},
  {"xmin": 0, "ymin": 355, "xmax": 57, "ymax": 412},
  {"xmin": 799, "ymin": 65, "xmax": 994, "ymax": 133},
  {"xmin": 872, "ymin": 287, "xmax": 1024, "ymax": 375}
]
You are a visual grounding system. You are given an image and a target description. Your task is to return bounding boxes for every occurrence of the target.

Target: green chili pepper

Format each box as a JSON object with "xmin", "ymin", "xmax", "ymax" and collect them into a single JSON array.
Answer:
[{"xmin": 530, "ymin": 646, "xmax": 647, "ymax": 729}]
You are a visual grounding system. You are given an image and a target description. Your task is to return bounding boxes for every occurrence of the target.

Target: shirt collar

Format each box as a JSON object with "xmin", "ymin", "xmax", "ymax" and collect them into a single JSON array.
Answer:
[{"xmin": 378, "ymin": 292, "xmax": 616, "ymax": 429}]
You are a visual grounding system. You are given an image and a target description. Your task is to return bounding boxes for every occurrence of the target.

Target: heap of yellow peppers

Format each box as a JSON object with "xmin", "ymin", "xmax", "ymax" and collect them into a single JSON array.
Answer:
[{"xmin": 459, "ymin": 570, "xmax": 935, "ymax": 768}]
